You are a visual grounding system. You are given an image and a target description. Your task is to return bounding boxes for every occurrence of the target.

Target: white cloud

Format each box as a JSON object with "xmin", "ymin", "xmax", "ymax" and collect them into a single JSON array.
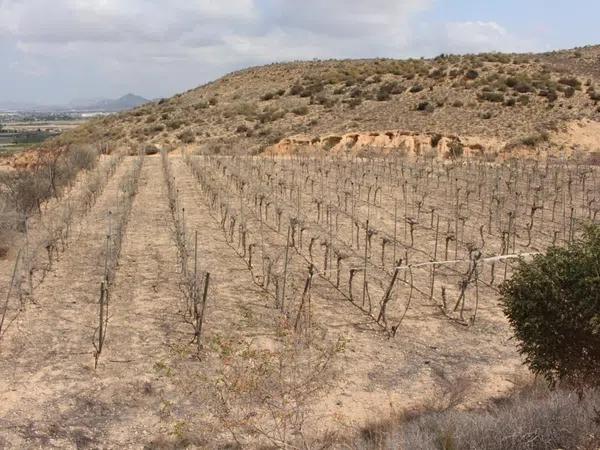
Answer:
[
  {"xmin": 444, "ymin": 21, "xmax": 532, "ymax": 53},
  {"xmin": 0, "ymin": 0, "xmax": 537, "ymax": 103},
  {"xmin": 1, "ymin": 0, "xmax": 257, "ymax": 43}
]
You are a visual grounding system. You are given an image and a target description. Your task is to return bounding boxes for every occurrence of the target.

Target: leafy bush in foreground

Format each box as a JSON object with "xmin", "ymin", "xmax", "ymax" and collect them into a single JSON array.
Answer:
[{"xmin": 500, "ymin": 225, "xmax": 600, "ymax": 389}]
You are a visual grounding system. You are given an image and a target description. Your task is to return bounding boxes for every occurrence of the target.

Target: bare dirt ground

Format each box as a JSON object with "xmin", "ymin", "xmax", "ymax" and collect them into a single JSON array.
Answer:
[{"xmin": 0, "ymin": 153, "xmax": 547, "ymax": 448}]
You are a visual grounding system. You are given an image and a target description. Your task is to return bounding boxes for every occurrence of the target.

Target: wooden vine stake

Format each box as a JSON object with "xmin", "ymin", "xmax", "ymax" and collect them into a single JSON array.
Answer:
[
  {"xmin": 0, "ymin": 249, "xmax": 22, "ymax": 339},
  {"xmin": 93, "ymin": 281, "xmax": 109, "ymax": 369},
  {"xmin": 294, "ymin": 265, "xmax": 314, "ymax": 343},
  {"xmin": 280, "ymin": 225, "xmax": 291, "ymax": 311},
  {"xmin": 194, "ymin": 272, "xmax": 210, "ymax": 356}
]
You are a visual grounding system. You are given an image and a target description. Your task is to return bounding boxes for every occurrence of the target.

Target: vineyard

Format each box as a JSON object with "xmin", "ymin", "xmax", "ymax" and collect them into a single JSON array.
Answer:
[{"xmin": 0, "ymin": 149, "xmax": 598, "ymax": 447}]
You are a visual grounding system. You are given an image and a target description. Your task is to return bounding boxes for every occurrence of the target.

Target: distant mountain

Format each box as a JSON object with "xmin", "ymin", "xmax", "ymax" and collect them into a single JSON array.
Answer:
[
  {"xmin": 78, "ymin": 94, "xmax": 150, "ymax": 112},
  {"xmin": 0, "ymin": 94, "xmax": 150, "ymax": 113}
]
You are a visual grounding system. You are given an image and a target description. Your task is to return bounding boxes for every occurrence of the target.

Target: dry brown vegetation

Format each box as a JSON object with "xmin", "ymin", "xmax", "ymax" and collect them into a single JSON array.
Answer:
[
  {"xmin": 33, "ymin": 45, "xmax": 600, "ymax": 158},
  {"xmin": 343, "ymin": 381, "xmax": 600, "ymax": 449}
]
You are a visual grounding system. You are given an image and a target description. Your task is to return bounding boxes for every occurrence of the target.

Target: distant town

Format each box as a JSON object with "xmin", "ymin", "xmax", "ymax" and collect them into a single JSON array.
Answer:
[{"xmin": 0, "ymin": 94, "xmax": 150, "ymax": 155}]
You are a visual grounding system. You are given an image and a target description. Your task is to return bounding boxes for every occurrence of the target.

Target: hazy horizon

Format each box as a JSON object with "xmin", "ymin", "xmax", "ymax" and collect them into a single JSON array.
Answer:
[{"xmin": 1, "ymin": 0, "xmax": 599, "ymax": 104}]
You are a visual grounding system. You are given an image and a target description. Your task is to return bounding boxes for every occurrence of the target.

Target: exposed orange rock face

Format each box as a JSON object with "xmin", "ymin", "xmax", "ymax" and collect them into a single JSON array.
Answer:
[
  {"xmin": 266, "ymin": 120, "xmax": 600, "ymax": 162},
  {"xmin": 267, "ymin": 129, "xmax": 503, "ymax": 159}
]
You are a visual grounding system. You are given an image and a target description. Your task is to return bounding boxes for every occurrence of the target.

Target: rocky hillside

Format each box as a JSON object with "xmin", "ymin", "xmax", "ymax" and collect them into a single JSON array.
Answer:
[{"xmin": 50, "ymin": 45, "xmax": 600, "ymax": 156}]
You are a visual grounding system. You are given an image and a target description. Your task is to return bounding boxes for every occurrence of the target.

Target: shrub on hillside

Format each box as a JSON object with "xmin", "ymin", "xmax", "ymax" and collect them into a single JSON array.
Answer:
[
  {"xmin": 289, "ymin": 84, "xmax": 303, "ymax": 96},
  {"xmin": 478, "ymin": 91, "xmax": 504, "ymax": 103},
  {"xmin": 167, "ymin": 119, "xmax": 184, "ymax": 130},
  {"xmin": 514, "ymin": 82, "xmax": 533, "ymax": 93},
  {"xmin": 350, "ymin": 88, "xmax": 363, "ymax": 98},
  {"xmin": 447, "ymin": 141, "xmax": 464, "ymax": 159},
  {"xmin": 563, "ymin": 86, "xmax": 576, "ymax": 98},
  {"xmin": 177, "ymin": 129, "xmax": 195, "ymax": 143},
  {"xmin": 464, "ymin": 69, "xmax": 479, "ymax": 80},
  {"xmin": 345, "ymin": 98, "xmax": 362, "ymax": 109},
  {"xmin": 416, "ymin": 101, "xmax": 434, "ymax": 112},
  {"xmin": 430, "ymin": 133, "xmax": 443, "ymax": 147},
  {"xmin": 500, "ymin": 225, "xmax": 600, "ymax": 389},
  {"xmin": 292, "ymin": 106, "xmax": 309, "ymax": 116},
  {"xmin": 376, "ymin": 81, "xmax": 404, "ymax": 101},
  {"xmin": 558, "ymin": 77, "xmax": 581, "ymax": 89},
  {"xmin": 539, "ymin": 89, "xmax": 558, "ymax": 102}
]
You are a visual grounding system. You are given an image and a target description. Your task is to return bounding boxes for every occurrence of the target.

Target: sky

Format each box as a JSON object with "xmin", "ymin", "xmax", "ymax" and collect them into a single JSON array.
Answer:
[{"xmin": 0, "ymin": 0, "xmax": 599, "ymax": 105}]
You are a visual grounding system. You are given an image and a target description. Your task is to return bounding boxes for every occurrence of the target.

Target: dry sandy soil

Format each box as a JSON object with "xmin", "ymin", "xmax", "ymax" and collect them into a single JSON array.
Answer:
[{"xmin": 6, "ymin": 149, "xmax": 585, "ymax": 448}]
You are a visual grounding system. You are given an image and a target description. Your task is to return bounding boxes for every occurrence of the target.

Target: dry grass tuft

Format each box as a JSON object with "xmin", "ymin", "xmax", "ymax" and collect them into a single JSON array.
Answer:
[{"xmin": 345, "ymin": 382, "xmax": 600, "ymax": 450}]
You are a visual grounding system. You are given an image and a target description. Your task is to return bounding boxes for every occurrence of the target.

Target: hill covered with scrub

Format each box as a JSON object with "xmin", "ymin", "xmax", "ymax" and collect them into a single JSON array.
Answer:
[{"xmin": 44, "ymin": 45, "xmax": 600, "ymax": 158}]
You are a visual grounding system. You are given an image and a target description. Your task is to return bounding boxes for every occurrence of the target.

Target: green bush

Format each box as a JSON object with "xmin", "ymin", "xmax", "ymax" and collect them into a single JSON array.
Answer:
[
  {"xmin": 289, "ymin": 84, "xmax": 303, "ymax": 96},
  {"xmin": 500, "ymin": 225, "xmax": 600, "ymax": 389},
  {"xmin": 416, "ymin": 101, "xmax": 434, "ymax": 112},
  {"xmin": 558, "ymin": 77, "xmax": 581, "ymax": 89},
  {"xmin": 376, "ymin": 90, "xmax": 391, "ymax": 101},
  {"xmin": 516, "ymin": 132, "xmax": 549, "ymax": 147},
  {"xmin": 376, "ymin": 81, "xmax": 404, "ymax": 101},
  {"xmin": 514, "ymin": 82, "xmax": 533, "ymax": 93},
  {"xmin": 166, "ymin": 119, "xmax": 184, "ymax": 130},
  {"xmin": 505, "ymin": 77, "xmax": 518, "ymax": 88},
  {"xmin": 478, "ymin": 91, "xmax": 504, "ymax": 103},
  {"xmin": 345, "ymin": 98, "xmax": 362, "ymax": 109},
  {"xmin": 177, "ymin": 129, "xmax": 195, "ymax": 143},
  {"xmin": 465, "ymin": 69, "xmax": 479, "ymax": 80}
]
